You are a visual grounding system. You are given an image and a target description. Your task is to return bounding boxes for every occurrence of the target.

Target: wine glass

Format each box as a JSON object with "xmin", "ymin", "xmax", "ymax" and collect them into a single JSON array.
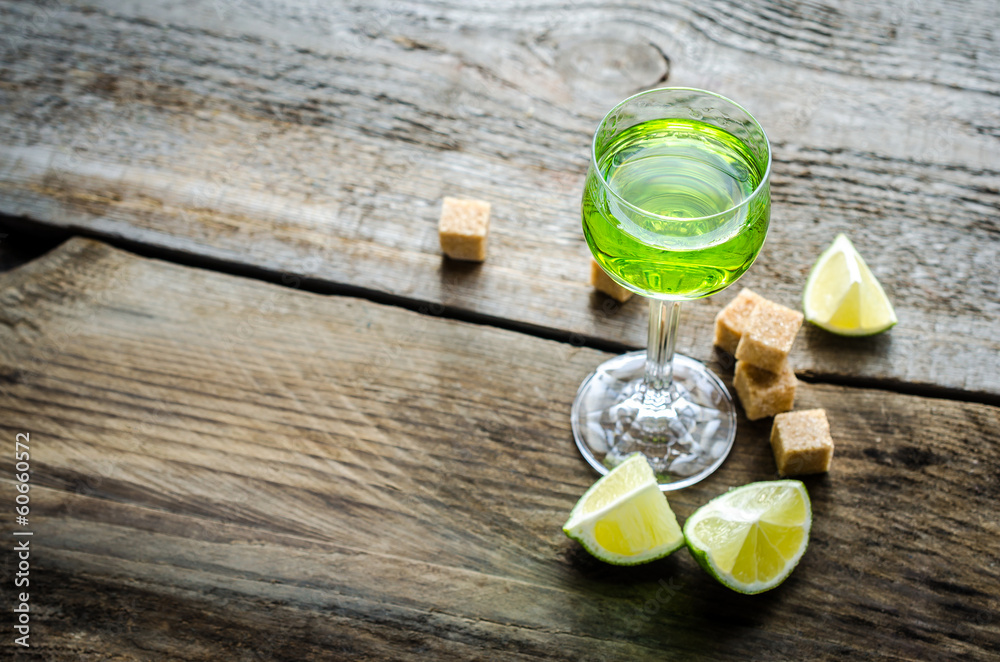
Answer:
[{"xmin": 573, "ymin": 88, "xmax": 771, "ymax": 490}]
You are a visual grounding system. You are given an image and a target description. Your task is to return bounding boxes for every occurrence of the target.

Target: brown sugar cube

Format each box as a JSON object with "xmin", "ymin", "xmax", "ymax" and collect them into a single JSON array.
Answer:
[
  {"xmin": 770, "ymin": 409, "xmax": 834, "ymax": 476},
  {"xmin": 733, "ymin": 360, "xmax": 797, "ymax": 421},
  {"xmin": 735, "ymin": 299, "xmax": 805, "ymax": 372},
  {"xmin": 589, "ymin": 259, "xmax": 633, "ymax": 303},
  {"xmin": 713, "ymin": 288, "xmax": 765, "ymax": 355},
  {"xmin": 438, "ymin": 197, "xmax": 491, "ymax": 261}
]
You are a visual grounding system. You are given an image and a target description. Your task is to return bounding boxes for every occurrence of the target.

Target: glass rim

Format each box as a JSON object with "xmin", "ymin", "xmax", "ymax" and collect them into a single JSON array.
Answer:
[{"xmin": 590, "ymin": 87, "xmax": 772, "ymax": 224}]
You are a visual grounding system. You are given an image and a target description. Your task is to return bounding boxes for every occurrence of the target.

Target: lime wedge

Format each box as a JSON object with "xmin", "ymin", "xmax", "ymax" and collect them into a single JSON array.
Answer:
[
  {"xmin": 684, "ymin": 480, "xmax": 811, "ymax": 594},
  {"xmin": 563, "ymin": 454, "xmax": 684, "ymax": 565},
  {"xmin": 803, "ymin": 234, "xmax": 897, "ymax": 336}
]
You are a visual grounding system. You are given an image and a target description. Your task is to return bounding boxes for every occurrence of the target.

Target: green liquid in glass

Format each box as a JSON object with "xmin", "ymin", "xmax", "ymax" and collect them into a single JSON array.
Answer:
[{"xmin": 583, "ymin": 117, "xmax": 769, "ymax": 300}]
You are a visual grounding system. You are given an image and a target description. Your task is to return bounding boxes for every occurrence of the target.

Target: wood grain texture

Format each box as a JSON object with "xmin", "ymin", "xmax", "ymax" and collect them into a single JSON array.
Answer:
[
  {"xmin": 1, "ymin": 238, "xmax": 997, "ymax": 660},
  {"xmin": 0, "ymin": 0, "xmax": 997, "ymax": 397}
]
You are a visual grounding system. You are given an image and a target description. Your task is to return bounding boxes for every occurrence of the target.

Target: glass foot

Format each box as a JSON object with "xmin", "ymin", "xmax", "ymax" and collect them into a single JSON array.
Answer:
[{"xmin": 571, "ymin": 350, "xmax": 736, "ymax": 490}]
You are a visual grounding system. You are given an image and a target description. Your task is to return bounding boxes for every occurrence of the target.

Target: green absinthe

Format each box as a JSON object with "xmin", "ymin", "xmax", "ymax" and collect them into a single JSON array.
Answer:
[{"xmin": 583, "ymin": 117, "xmax": 770, "ymax": 300}]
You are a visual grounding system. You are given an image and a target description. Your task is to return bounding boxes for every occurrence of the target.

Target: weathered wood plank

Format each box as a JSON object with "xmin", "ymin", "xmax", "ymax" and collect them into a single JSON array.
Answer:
[
  {"xmin": 0, "ymin": 0, "xmax": 997, "ymax": 398},
  {"xmin": 1, "ymin": 238, "xmax": 997, "ymax": 659}
]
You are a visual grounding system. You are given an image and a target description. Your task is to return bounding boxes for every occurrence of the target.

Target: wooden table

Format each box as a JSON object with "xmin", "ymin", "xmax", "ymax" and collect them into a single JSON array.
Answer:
[{"xmin": 1, "ymin": 1, "xmax": 997, "ymax": 659}]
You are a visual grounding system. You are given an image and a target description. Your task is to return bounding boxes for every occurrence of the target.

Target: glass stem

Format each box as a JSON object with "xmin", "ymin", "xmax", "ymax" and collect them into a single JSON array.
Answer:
[{"xmin": 644, "ymin": 299, "xmax": 681, "ymax": 394}]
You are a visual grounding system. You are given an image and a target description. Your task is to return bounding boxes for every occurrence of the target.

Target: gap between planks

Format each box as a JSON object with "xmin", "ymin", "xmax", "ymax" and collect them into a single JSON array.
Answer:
[{"xmin": 2, "ymin": 214, "xmax": 997, "ymax": 410}]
